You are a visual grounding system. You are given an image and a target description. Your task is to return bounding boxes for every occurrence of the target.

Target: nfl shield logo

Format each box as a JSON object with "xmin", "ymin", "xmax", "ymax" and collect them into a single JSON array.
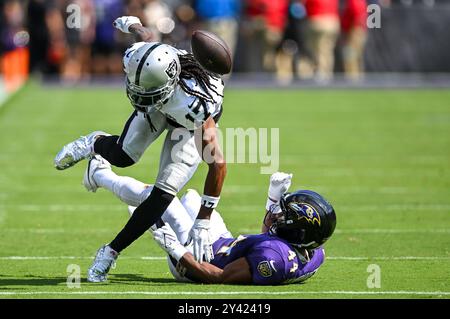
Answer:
[{"xmin": 257, "ymin": 261, "xmax": 273, "ymax": 277}]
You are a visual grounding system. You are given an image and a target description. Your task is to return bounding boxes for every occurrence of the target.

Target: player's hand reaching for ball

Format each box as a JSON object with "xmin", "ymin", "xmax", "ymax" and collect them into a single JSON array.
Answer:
[
  {"xmin": 188, "ymin": 219, "xmax": 214, "ymax": 263},
  {"xmin": 113, "ymin": 16, "xmax": 142, "ymax": 33}
]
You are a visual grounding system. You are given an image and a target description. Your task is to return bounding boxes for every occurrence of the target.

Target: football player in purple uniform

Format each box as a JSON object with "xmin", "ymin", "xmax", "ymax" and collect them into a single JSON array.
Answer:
[{"xmin": 83, "ymin": 155, "xmax": 336, "ymax": 285}]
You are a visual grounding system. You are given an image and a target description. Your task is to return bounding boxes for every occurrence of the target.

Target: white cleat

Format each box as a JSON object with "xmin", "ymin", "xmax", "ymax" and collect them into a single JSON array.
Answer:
[
  {"xmin": 83, "ymin": 155, "xmax": 112, "ymax": 192},
  {"xmin": 54, "ymin": 131, "xmax": 110, "ymax": 170},
  {"xmin": 87, "ymin": 245, "xmax": 119, "ymax": 283}
]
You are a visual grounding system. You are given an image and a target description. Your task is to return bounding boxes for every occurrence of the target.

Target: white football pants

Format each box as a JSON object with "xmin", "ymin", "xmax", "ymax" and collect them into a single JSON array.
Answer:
[
  {"xmin": 93, "ymin": 168, "xmax": 232, "ymax": 246},
  {"xmin": 118, "ymin": 109, "xmax": 202, "ymax": 196}
]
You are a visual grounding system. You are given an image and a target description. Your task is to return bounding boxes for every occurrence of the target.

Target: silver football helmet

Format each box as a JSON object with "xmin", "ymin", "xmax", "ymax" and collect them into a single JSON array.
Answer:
[{"xmin": 123, "ymin": 42, "xmax": 181, "ymax": 113}]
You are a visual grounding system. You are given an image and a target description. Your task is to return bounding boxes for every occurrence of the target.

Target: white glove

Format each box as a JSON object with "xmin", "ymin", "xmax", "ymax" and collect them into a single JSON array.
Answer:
[
  {"xmin": 266, "ymin": 172, "xmax": 293, "ymax": 213},
  {"xmin": 153, "ymin": 223, "xmax": 187, "ymax": 262},
  {"xmin": 113, "ymin": 16, "xmax": 142, "ymax": 33},
  {"xmin": 268, "ymin": 172, "xmax": 293, "ymax": 201},
  {"xmin": 188, "ymin": 219, "xmax": 214, "ymax": 263}
]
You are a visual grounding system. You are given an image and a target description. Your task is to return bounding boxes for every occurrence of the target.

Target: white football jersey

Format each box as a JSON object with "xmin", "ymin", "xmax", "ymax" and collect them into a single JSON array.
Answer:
[{"xmin": 157, "ymin": 76, "xmax": 224, "ymax": 131}]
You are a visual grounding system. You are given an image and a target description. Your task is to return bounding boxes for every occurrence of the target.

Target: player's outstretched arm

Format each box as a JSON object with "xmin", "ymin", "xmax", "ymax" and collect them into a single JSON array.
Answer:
[
  {"xmin": 188, "ymin": 117, "xmax": 227, "ymax": 263},
  {"xmin": 153, "ymin": 223, "xmax": 251, "ymax": 284},
  {"xmin": 113, "ymin": 16, "xmax": 154, "ymax": 42},
  {"xmin": 179, "ymin": 254, "xmax": 252, "ymax": 284},
  {"xmin": 128, "ymin": 24, "xmax": 154, "ymax": 42},
  {"xmin": 197, "ymin": 117, "xmax": 227, "ymax": 219},
  {"xmin": 261, "ymin": 172, "xmax": 293, "ymax": 233}
]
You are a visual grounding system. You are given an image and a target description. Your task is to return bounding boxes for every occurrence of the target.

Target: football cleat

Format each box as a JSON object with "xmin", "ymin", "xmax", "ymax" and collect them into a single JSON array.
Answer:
[
  {"xmin": 54, "ymin": 131, "xmax": 110, "ymax": 170},
  {"xmin": 87, "ymin": 245, "xmax": 119, "ymax": 283},
  {"xmin": 83, "ymin": 155, "xmax": 112, "ymax": 192}
]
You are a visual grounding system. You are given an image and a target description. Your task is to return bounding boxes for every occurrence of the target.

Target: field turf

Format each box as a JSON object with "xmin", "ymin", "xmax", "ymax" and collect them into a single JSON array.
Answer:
[{"xmin": 0, "ymin": 83, "xmax": 449, "ymax": 298}]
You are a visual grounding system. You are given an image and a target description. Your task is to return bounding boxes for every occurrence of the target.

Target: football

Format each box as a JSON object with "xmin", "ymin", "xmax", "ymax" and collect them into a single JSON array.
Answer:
[{"xmin": 191, "ymin": 30, "xmax": 232, "ymax": 75}]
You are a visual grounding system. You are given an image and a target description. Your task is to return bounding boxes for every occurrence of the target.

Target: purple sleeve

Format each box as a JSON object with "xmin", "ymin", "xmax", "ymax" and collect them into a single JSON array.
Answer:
[{"xmin": 245, "ymin": 248, "xmax": 286, "ymax": 285}]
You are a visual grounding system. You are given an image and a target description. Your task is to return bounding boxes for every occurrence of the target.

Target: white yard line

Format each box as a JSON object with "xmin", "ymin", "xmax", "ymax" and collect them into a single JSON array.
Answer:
[
  {"xmin": 333, "ymin": 228, "xmax": 450, "ymax": 234},
  {"xmin": 327, "ymin": 256, "xmax": 450, "ymax": 261},
  {"xmin": 235, "ymin": 228, "xmax": 450, "ymax": 234},
  {"xmin": 0, "ymin": 256, "xmax": 164, "ymax": 260},
  {"xmin": 0, "ymin": 256, "xmax": 449, "ymax": 261},
  {"xmin": 338, "ymin": 204, "xmax": 450, "ymax": 211},
  {"xmin": 2, "ymin": 203, "xmax": 450, "ymax": 212},
  {"xmin": 229, "ymin": 204, "xmax": 450, "ymax": 212},
  {"xmin": 2, "ymin": 184, "xmax": 449, "ymax": 196},
  {"xmin": 1, "ymin": 228, "xmax": 114, "ymax": 234},
  {"xmin": 3, "ymin": 204, "xmax": 125, "ymax": 212},
  {"xmin": 0, "ymin": 290, "xmax": 448, "ymax": 296},
  {"xmin": 3, "ymin": 227, "xmax": 450, "ymax": 234}
]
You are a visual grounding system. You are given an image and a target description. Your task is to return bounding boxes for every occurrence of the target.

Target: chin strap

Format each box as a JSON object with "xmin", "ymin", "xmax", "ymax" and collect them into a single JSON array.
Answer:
[
  {"xmin": 294, "ymin": 246, "xmax": 311, "ymax": 264},
  {"xmin": 144, "ymin": 113, "xmax": 157, "ymax": 132}
]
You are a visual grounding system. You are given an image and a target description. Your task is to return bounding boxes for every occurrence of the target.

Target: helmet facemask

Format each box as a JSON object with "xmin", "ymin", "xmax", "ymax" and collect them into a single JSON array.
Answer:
[
  {"xmin": 270, "ymin": 217, "xmax": 310, "ymax": 249},
  {"xmin": 271, "ymin": 193, "xmax": 321, "ymax": 249},
  {"xmin": 126, "ymin": 77, "xmax": 177, "ymax": 113}
]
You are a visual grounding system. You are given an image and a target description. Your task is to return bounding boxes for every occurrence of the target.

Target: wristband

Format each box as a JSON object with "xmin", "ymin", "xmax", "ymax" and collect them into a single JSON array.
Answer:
[
  {"xmin": 171, "ymin": 244, "xmax": 188, "ymax": 262},
  {"xmin": 193, "ymin": 218, "xmax": 211, "ymax": 228},
  {"xmin": 266, "ymin": 197, "xmax": 281, "ymax": 214},
  {"xmin": 201, "ymin": 195, "xmax": 220, "ymax": 209}
]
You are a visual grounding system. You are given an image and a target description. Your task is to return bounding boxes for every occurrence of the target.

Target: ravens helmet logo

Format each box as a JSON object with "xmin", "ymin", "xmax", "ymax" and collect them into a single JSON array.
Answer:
[{"xmin": 288, "ymin": 202, "xmax": 321, "ymax": 226}]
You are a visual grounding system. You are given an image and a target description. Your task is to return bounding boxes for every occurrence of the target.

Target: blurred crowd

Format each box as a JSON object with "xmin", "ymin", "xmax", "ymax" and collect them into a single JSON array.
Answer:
[{"xmin": 1, "ymin": 0, "xmax": 438, "ymax": 84}]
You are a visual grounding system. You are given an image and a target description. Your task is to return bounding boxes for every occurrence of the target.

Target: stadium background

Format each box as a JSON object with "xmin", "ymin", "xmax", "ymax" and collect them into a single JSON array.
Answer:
[{"xmin": 0, "ymin": 0, "xmax": 449, "ymax": 298}]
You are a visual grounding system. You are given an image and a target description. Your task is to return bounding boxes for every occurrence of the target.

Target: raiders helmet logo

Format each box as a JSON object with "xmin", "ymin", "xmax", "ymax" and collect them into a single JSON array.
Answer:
[
  {"xmin": 165, "ymin": 60, "xmax": 178, "ymax": 78},
  {"xmin": 257, "ymin": 261, "xmax": 273, "ymax": 277},
  {"xmin": 288, "ymin": 202, "xmax": 321, "ymax": 226}
]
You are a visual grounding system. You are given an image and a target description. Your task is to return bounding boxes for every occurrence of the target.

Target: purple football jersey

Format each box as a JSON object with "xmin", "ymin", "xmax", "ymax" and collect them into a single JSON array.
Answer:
[{"xmin": 211, "ymin": 233, "xmax": 325, "ymax": 285}]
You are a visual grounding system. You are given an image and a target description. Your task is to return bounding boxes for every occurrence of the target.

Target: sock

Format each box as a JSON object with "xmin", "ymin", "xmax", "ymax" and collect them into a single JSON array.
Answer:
[
  {"xmin": 159, "ymin": 196, "xmax": 194, "ymax": 245},
  {"xmin": 109, "ymin": 187, "xmax": 174, "ymax": 252},
  {"xmin": 95, "ymin": 169, "xmax": 194, "ymax": 246},
  {"xmin": 94, "ymin": 135, "xmax": 135, "ymax": 168},
  {"xmin": 94, "ymin": 169, "xmax": 149, "ymax": 207}
]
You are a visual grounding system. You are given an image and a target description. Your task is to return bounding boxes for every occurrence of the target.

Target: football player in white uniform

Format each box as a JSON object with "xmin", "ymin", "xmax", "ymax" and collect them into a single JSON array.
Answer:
[{"xmin": 54, "ymin": 16, "xmax": 227, "ymax": 282}]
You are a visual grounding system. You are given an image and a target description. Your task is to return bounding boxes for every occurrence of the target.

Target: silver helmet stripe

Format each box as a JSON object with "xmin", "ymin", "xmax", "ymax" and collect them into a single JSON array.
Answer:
[{"xmin": 134, "ymin": 42, "xmax": 162, "ymax": 86}]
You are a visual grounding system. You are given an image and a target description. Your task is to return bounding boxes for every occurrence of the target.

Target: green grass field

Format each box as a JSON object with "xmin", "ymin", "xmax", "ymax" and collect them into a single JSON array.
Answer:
[{"xmin": 0, "ymin": 83, "xmax": 449, "ymax": 299}]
